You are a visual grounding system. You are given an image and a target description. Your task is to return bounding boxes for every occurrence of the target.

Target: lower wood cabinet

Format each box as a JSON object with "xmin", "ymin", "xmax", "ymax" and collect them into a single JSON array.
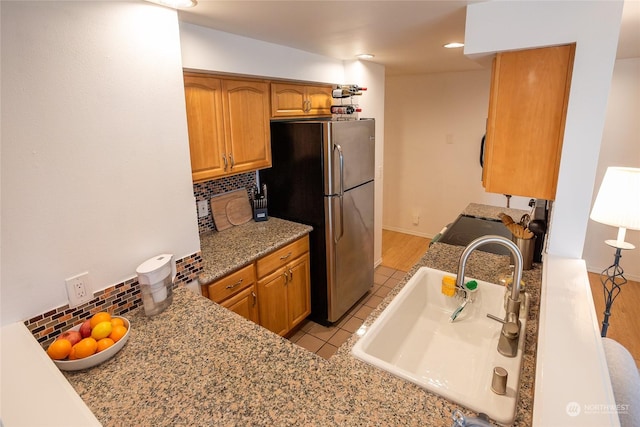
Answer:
[
  {"xmin": 220, "ymin": 285, "xmax": 259, "ymax": 324},
  {"xmin": 201, "ymin": 263, "xmax": 259, "ymax": 324},
  {"xmin": 201, "ymin": 235, "xmax": 311, "ymax": 336},
  {"xmin": 257, "ymin": 253, "xmax": 311, "ymax": 336}
]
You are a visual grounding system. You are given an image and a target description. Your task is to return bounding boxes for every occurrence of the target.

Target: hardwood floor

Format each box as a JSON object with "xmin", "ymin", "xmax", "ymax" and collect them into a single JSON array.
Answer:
[
  {"xmin": 382, "ymin": 229, "xmax": 640, "ymax": 367},
  {"xmin": 588, "ymin": 271, "xmax": 640, "ymax": 367},
  {"xmin": 381, "ymin": 229, "xmax": 430, "ymax": 272}
]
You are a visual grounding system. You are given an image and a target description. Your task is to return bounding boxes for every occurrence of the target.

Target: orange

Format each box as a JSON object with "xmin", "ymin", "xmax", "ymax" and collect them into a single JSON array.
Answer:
[
  {"xmin": 109, "ymin": 325, "xmax": 127, "ymax": 343},
  {"xmin": 68, "ymin": 346, "xmax": 78, "ymax": 360},
  {"xmin": 110, "ymin": 318, "xmax": 125, "ymax": 328},
  {"xmin": 96, "ymin": 338, "xmax": 115, "ymax": 352},
  {"xmin": 72, "ymin": 337, "xmax": 98, "ymax": 359},
  {"xmin": 90, "ymin": 311, "xmax": 111, "ymax": 329},
  {"xmin": 91, "ymin": 321, "xmax": 113, "ymax": 340},
  {"xmin": 47, "ymin": 338, "xmax": 72, "ymax": 360}
]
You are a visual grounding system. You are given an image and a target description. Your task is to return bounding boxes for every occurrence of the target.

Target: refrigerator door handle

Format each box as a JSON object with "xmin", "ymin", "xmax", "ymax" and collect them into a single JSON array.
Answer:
[{"xmin": 334, "ymin": 143, "xmax": 345, "ymax": 243}]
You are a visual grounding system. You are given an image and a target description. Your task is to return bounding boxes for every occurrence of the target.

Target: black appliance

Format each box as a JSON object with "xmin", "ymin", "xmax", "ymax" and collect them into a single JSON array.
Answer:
[{"xmin": 438, "ymin": 215, "xmax": 512, "ymax": 256}]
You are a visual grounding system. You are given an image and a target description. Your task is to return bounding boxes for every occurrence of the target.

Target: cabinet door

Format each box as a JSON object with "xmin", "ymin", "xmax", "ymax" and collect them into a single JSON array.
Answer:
[
  {"xmin": 220, "ymin": 285, "xmax": 259, "ymax": 324},
  {"xmin": 305, "ymin": 86, "xmax": 333, "ymax": 116},
  {"xmin": 271, "ymin": 83, "xmax": 307, "ymax": 117},
  {"xmin": 286, "ymin": 254, "xmax": 311, "ymax": 329},
  {"xmin": 222, "ymin": 80, "xmax": 272, "ymax": 175},
  {"xmin": 483, "ymin": 44, "xmax": 574, "ymax": 200},
  {"xmin": 257, "ymin": 270, "xmax": 289, "ymax": 336},
  {"xmin": 183, "ymin": 74, "xmax": 226, "ymax": 182}
]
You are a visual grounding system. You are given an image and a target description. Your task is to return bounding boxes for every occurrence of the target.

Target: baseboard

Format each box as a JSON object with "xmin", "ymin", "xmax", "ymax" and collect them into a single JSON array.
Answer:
[
  {"xmin": 382, "ymin": 226, "xmax": 434, "ymax": 239},
  {"xmin": 585, "ymin": 263, "xmax": 640, "ymax": 283}
]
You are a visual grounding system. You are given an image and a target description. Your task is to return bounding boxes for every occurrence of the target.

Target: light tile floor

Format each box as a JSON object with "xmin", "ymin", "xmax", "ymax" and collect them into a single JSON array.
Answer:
[{"xmin": 287, "ymin": 265, "xmax": 406, "ymax": 359}]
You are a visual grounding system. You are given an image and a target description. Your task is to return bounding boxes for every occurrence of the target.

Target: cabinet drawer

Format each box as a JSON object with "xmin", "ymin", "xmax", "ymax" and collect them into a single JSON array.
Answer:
[
  {"xmin": 205, "ymin": 264, "xmax": 255, "ymax": 303},
  {"xmin": 256, "ymin": 235, "xmax": 309, "ymax": 278}
]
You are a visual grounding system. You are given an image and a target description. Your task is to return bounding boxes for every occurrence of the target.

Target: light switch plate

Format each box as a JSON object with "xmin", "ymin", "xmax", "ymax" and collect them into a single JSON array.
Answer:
[{"xmin": 197, "ymin": 200, "xmax": 209, "ymax": 218}]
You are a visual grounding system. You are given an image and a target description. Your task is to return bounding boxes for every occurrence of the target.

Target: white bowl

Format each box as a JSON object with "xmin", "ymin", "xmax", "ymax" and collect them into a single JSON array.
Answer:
[{"xmin": 53, "ymin": 316, "xmax": 131, "ymax": 372}]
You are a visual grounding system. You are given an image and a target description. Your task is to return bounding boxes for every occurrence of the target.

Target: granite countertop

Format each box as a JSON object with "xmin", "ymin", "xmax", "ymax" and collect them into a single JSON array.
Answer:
[
  {"xmin": 463, "ymin": 202, "xmax": 529, "ymax": 221},
  {"xmin": 198, "ymin": 217, "xmax": 313, "ymax": 284},
  {"xmin": 64, "ymin": 205, "xmax": 541, "ymax": 426}
]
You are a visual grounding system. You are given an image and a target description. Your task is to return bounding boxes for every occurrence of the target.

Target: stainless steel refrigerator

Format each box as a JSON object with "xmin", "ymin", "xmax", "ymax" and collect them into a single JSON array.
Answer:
[{"xmin": 260, "ymin": 119, "xmax": 375, "ymax": 324}]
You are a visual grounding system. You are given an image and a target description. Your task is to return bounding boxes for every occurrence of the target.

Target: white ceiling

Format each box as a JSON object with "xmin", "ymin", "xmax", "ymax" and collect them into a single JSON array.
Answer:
[{"xmin": 178, "ymin": 1, "xmax": 640, "ymax": 76}]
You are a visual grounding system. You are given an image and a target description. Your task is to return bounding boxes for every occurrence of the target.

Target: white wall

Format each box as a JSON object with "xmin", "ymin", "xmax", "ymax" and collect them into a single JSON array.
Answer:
[
  {"xmin": 465, "ymin": 0, "xmax": 624, "ymax": 259},
  {"xmin": 180, "ymin": 23, "xmax": 345, "ymax": 83},
  {"xmin": 0, "ymin": 2, "xmax": 200, "ymax": 325},
  {"xmin": 383, "ymin": 69, "xmax": 533, "ymax": 238},
  {"xmin": 180, "ymin": 24, "xmax": 387, "ymax": 265},
  {"xmin": 583, "ymin": 58, "xmax": 640, "ymax": 280}
]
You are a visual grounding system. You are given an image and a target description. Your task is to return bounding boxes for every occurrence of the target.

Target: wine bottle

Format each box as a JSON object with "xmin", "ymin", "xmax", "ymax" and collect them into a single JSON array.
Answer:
[
  {"xmin": 332, "ymin": 85, "xmax": 367, "ymax": 98},
  {"xmin": 342, "ymin": 85, "xmax": 367, "ymax": 92},
  {"xmin": 331, "ymin": 105, "xmax": 355, "ymax": 114}
]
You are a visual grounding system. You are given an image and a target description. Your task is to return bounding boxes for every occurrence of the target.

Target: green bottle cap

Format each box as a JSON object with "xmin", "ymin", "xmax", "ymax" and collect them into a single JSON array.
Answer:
[{"xmin": 464, "ymin": 280, "xmax": 478, "ymax": 291}]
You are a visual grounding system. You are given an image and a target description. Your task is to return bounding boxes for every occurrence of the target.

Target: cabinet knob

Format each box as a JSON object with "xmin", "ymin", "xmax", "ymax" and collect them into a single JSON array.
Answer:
[{"xmin": 222, "ymin": 154, "xmax": 228, "ymax": 170}]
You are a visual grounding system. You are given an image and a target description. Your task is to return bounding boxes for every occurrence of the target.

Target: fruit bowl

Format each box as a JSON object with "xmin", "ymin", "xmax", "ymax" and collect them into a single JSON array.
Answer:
[{"xmin": 53, "ymin": 317, "xmax": 131, "ymax": 372}]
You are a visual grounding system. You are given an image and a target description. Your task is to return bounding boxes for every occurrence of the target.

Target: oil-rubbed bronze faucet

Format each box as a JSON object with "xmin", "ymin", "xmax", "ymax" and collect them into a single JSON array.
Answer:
[{"xmin": 456, "ymin": 235, "xmax": 524, "ymax": 357}]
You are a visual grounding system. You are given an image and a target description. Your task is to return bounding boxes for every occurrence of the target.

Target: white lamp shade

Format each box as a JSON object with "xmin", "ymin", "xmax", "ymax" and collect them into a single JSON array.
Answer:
[{"xmin": 590, "ymin": 167, "xmax": 640, "ymax": 231}]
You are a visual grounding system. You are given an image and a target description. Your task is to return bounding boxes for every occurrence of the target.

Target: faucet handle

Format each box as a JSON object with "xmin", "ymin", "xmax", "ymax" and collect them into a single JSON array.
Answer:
[{"xmin": 486, "ymin": 313, "xmax": 520, "ymax": 339}]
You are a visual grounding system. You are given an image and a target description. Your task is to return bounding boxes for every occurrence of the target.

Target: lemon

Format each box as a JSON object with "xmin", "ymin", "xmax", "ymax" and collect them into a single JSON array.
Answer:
[{"xmin": 91, "ymin": 321, "xmax": 113, "ymax": 340}]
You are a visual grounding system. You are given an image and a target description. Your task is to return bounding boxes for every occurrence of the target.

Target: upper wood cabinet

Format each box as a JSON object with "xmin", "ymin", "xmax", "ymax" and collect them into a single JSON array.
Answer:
[
  {"xmin": 271, "ymin": 83, "xmax": 333, "ymax": 117},
  {"xmin": 483, "ymin": 44, "xmax": 575, "ymax": 200},
  {"xmin": 184, "ymin": 73, "xmax": 271, "ymax": 182}
]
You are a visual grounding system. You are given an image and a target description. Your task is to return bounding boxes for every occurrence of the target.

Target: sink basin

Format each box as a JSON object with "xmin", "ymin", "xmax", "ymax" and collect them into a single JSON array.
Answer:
[{"xmin": 352, "ymin": 267, "xmax": 528, "ymax": 425}]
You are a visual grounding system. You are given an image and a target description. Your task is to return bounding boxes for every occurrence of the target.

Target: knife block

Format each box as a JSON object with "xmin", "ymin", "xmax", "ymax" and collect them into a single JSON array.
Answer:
[{"xmin": 252, "ymin": 198, "xmax": 268, "ymax": 222}]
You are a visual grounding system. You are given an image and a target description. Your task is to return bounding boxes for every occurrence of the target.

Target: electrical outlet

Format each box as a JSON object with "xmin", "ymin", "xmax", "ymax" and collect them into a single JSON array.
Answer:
[
  {"xmin": 65, "ymin": 272, "xmax": 92, "ymax": 308},
  {"xmin": 197, "ymin": 200, "xmax": 209, "ymax": 218}
]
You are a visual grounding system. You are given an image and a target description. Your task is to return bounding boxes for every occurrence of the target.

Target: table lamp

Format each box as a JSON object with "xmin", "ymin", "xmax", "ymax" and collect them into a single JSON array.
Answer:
[{"xmin": 589, "ymin": 166, "xmax": 640, "ymax": 337}]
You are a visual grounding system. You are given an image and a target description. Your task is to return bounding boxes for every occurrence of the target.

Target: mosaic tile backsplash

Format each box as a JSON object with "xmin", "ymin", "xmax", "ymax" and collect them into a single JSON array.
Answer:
[
  {"xmin": 193, "ymin": 172, "xmax": 257, "ymax": 234},
  {"xmin": 26, "ymin": 252, "xmax": 203, "ymax": 348}
]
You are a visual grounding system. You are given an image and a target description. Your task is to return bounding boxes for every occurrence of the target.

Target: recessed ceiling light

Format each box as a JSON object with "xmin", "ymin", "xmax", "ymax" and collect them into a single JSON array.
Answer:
[
  {"xmin": 145, "ymin": 0, "xmax": 197, "ymax": 9},
  {"xmin": 443, "ymin": 42, "xmax": 464, "ymax": 49},
  {"xmin": 356, "ymin": 54, "xmax": 375, "ymax": 60}
]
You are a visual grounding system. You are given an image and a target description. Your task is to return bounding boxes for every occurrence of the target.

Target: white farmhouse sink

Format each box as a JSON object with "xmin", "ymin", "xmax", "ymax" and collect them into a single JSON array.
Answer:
[{"xmin": 352, "ymin": 267, "xmax": 528, "ymax": 425}]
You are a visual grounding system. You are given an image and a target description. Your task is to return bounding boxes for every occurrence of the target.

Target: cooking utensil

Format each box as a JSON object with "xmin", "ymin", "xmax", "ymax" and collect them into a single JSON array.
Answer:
[
  {"xmin": 499, "ymin": 212, "xmax": 533, "ymax": 239},
  {"xmin": 498, "ymin": 212, "xmax": 515, "ymax": 226}
]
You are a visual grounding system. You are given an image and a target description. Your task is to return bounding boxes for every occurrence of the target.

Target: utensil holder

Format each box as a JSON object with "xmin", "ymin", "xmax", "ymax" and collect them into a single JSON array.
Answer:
[{"xmin": 510, "ymin": 235, "xmax": 536, "ymax": 270}]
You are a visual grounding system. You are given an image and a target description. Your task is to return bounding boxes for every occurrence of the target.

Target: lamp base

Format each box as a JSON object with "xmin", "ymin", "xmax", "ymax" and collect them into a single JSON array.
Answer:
[{"xmin": 600, "ymin": 245, "xmax": 631, "ymax": 337}]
